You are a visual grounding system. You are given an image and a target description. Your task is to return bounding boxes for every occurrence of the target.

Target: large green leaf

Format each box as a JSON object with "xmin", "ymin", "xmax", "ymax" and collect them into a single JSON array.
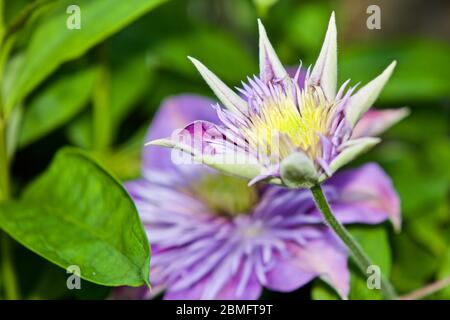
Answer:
[
  {"xmin": 0, "ymin": 148, "xmax": 150, "ymax": 287},
  {"xmin": 19, "ymin": 67, "xmax": 98, "ymax": 147},
  {"xmin": 5, "ymin": 0, "xmax": 169, "ymax": 115}
]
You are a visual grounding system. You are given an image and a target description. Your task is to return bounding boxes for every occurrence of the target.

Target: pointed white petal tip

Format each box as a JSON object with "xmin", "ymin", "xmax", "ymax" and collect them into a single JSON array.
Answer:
[
  {"xmin": 187, "ymin": 56, "xmax": 202, "ymax": 68},
  {"xmin": 346, "ymin": 60, "xmax": 398, "ymax": 127},
  {"xmin": 258, "ymin": 18, "xmax": 288, "ymax": 84},
  {"xmin": 257, "ymin": 18, "xmax": 268, "ymax": 37},
  {"xmin": 145, "ymin": 139, "xmax": 173, "ymax": 147},
  {"xmin": 396, "ymin": 106, "xmax": 411, "ymax": 123},
  {"xmin": 309, "ymin": 11, "xmax": 338, "ymax": 100},
  {"xmin": 389, "ymin": 60, "xmax": 397, "ymax": 69},
  {"xmin": 257, "ymin": 18, "xmax": 263, "ymax": 29},
  {"xmin": 330, "ymin": 11, "xmax": 336, "ymax": 23},
  {"xmin": 381, "ymin": 59, "xmax": 397, "ymax": 74},
  {"xmin": 393, "ymin": 218, "xmax": 402, "ymax": 233},
  {"xmin": 187, "ymin": 55, "xmax": 246, "ymax": 114},
  {"xmin": 382, "ymin": 60, "xmax": 397, "ymax": 80}
]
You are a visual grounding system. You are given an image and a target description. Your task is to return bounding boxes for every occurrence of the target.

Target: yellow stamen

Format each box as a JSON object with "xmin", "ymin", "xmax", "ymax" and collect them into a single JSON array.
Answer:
[
  {"xmin": 193, "ymin": 174, "xmax": 258, "ymax": 216},
  {"xmin": 243, "ymin": 86, "xmax": 335, "ymax": 161}
]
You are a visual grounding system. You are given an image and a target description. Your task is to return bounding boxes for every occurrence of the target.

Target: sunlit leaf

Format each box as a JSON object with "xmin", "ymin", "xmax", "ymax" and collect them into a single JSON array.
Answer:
[
  {"xmin": 5, "ymin": 0, "xmax": 169, "ymax": 115},
  {"xmin": 19, "ymin": 67, "xmax": 98, "ymax": 147},
  {"xmin": 0, "ymin": 148, "xmax": 150, "ymax": 287}
]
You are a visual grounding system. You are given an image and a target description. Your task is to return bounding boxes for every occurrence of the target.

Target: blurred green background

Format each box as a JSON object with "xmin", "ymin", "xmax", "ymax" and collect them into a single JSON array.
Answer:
[{"xmin": 1, "ymin": 0, "xmax": 449, "ymax": 299}]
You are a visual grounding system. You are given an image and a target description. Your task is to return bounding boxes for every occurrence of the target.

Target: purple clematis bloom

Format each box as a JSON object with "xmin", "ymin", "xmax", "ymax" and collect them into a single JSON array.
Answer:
[
  {"xmin": 115, "ymin": 95, "xmax": 401, "ymax": 300},
  {"xmin": 148, "ymin": 13, "xmax": 408, "ymax": 188}
]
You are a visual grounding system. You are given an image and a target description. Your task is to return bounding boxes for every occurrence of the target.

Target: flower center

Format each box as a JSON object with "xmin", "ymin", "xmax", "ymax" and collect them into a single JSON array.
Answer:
[
  {"xmin": 243, "ymin": 84, "xmax": 336, "ymax": 161},
  {"xmin": 193, "ymin": 174, "xmax": 258, "ymax": 216}
]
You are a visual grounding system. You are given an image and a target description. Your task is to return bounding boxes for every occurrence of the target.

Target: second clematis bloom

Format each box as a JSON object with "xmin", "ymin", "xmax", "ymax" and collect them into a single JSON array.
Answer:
[
  {"xmin": 149, "ymin": 13, "xmax": 408, "ymax": 188},
  {"xmin": 116, "ymin": 95, "xmax": 401, "ymax": 300}
]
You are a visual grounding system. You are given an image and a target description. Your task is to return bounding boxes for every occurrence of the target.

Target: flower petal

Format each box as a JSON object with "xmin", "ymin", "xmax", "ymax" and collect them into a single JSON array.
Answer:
[
  {"xmin": 309, "ymin": 12, "xmax": 337, "ymax": 100},
  {"xmin": 164, "ymin": 278, "xmax": 208, "ymax": 300},
  {"xmin": 143, "ymin": 95, "xmax": 219, "ymax": 174},
  {"xmin": 258, "ymin": 19, "xmax": 289, "ymax": 84},
  {"xmin": 264, "ymin": 244, "xmax": 317, "ymax": 292},
  {"xmin": 111, "ymin": 286, "xmax": 153, "ymax": 300},
  {"xmin": 296, "ymin": 233, "xmax": 350, "ymax": 299},
  {"xmin": 322, "ymin": 137, "xmax": 380, "ymax": 179},
  {"xmin": 345, "ymin": 61, "xmax": 397, "ymax": 127},
  {"xmin": 266, "ymin": 233, "xmax": 349, "ymax": 299},
  {"xmin": 287, "ymin": 66, "xmax": 307, "ymax": 89},
  {"xmin": 351, "ymin": 107, "xmax": 410, "ymax": 138},
  {"xmin": 147, "ymin": 120, "xmax": 264, "ymax": 180},
  {"xmin": 164, "ymin": 260, "xmax": 262, "ymax": 300},
  {"xmin": 188, "ymin": 56, "xmax": 247, "ymax": 114},
  {"xmin": 325, "ymin": 163, "xmax": 401, "ymax": 231}
]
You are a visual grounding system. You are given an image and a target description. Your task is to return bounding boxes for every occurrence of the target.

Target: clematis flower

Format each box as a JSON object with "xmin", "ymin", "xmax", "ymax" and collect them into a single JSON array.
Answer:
[
  {"xmin": 148, "ymin": 13, "xmax": 408, "ymax": 188},
  {"xmin": 115, "ymin": 95, "xmax": 401, "ymax": 300}
]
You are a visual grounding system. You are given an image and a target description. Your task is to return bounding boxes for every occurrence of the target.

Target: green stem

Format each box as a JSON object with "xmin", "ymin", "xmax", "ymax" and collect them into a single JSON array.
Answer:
[
  {"xmin": 1, "ymin": 234, "xmax": 19, "ymax": 299},
  {"xmin": 0, "ymin": 118, "xmax": 9, "ymax": 200},
  {"xmin": 0, "ymin": 118, "xmax": 20, "ymax": 300},
  {"xmin": 310, "ymin": 184, "xmax": 397, "ymax": 300},
  {"xmin": 93, "ymin": 67, "xmax": 111, "ymax": 151},
  {"xmin": 0, "ymin": 0, "xmax": 4, "ymax": 44},
  {"xmin": 92, "ymin": 49, "xmax": 111, "ymax": 152}
]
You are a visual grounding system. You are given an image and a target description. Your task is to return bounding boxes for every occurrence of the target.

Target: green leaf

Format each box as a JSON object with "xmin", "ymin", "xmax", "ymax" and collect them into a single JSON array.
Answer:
[
  {"xmin": 0, "ymin": 148, "xmax": 150, "ymax": 287},
  {"xmin": 437, "ymin": 247, "xmax": 450, "ymax": 299},
  {"xmin": 6, "ymin": 104, "xmax": 22, "ymax": 159},
  {"xmin": 340, "ymin": 40, "xmax": 450, "ymax": 103},
  {"xmin": 109, "ymin": 53, "xmax": 154, "ymax": 132},
  {"xmin": 376, "ymin": 142, "xmax": 448, "ymax": 216},
  {"xmin": 348, "ymin": 225, "xmax": 392, "ymax": 300},
  {"xmin": 66, "ymin": 52, "xmax": 154, "ymax": 149},
  {"xmin": 391, "ymin": 233, "xmax": 439, "ymax": 293},
  {"xmin": 152, "ymin": 30, "xmax": 256, "ymax": 84},
  {"xmin": 408, "ymin": 206, "xmax": 448, "ymax": 257},
  {"xmin": 252, "ymin": 0, "xmax": 279, "ymax": 16},
  {"xmin": 19, "ymin": 67, "xmax": 98, "ymax": 147},
  {"xmin": 5, "ymin": 0, "xmax": 169, "ymax": 115},
  {"xmin": 350, "ymin": 225, "xmax": 392, "ymax": 274},
  {"xmin": 65, "ymin": 113, "xmax": 92, "ymax": 149},
  {"xmin": 311, "ymin": 280, "xmax": 339, "ymax": 300},
  {"xmin": 99, "ymin": 125, "xmax": 148, "ymax": 180},
  {"xmin": 283, "ymin": 3, "xmax": 331, "ymax": 58}
]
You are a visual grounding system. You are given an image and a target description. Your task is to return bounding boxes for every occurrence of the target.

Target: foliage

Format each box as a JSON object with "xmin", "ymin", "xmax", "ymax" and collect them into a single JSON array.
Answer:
[{"xmin": 0, "ymin": 0, "xmax": 448, "ymax": 300}]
